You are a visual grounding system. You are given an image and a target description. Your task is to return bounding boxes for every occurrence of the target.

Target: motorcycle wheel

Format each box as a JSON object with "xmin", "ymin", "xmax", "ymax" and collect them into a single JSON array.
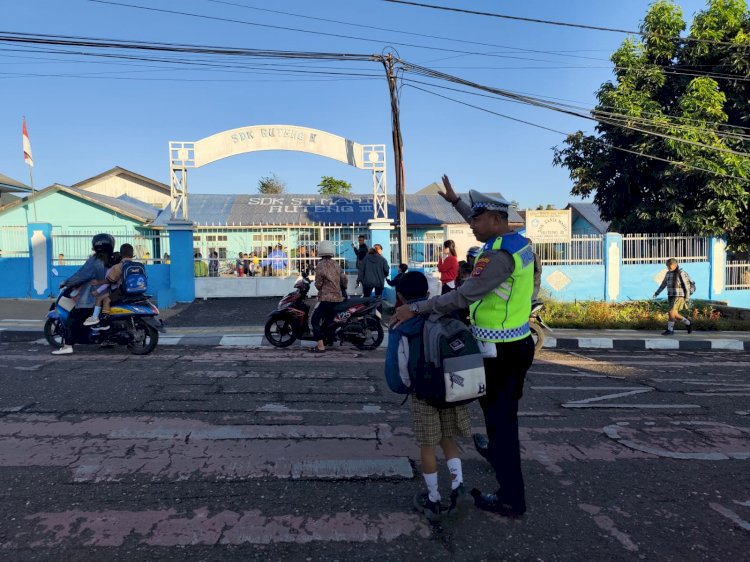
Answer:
[
  {"xmin": 127, "ymin": 319, "xmax": 159, "ymax": 355},
  {"xmin": 44, "ymin": 318, "xmax": 65, "ymax": 349},
  {"xmin": 264, "ymin": 317, "xmax": 297, "ymax": 347},
  {"xmin": 355, "ymin": 316, "xmax": 384, "ymax": 350},
  {"xmin": 529, "ymin": 320, "xmax": 545, "ymax": 352}
]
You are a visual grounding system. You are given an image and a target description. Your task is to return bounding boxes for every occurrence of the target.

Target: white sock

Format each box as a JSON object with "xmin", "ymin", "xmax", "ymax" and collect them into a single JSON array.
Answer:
[
  {"xmin": 91, "ymin": 306, "xmax": 101, "ymax": 319},
  {"xmin": 423, "ymin": 472, "xmax": 440, "ymax": 502},
  {"xmin": 682, "ymin": 318, "xmax": 691, "ymax": 325},
  {"xmin": 447, "ymin": 457, "xmax": 463, "ymax": 490},
  {"xmin": 667, "ymin": 321, "xmax": 675, "ymax": 331}
]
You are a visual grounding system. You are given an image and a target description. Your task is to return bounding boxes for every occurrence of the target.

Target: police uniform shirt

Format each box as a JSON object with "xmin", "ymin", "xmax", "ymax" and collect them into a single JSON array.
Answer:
[{"xmin": 410, "ymin": 197, "xmax": 516, "ymax": 316}]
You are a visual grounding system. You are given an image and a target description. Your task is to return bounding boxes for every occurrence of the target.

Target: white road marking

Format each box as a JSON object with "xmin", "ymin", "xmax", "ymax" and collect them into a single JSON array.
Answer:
[
  {"xmin": 532, "ymin": 386, "xmax": 647, "ymax": 391},
  {"xmin": 709, "ymin": 503, "xmax": 750, "ymax": 531},
  {"xmin": 565, "ymin": 389, "xmax": 653, "ymax": 405},
  {"xmin": 564, "ymin": 403, "xmax": 700, "ymax": 409}
]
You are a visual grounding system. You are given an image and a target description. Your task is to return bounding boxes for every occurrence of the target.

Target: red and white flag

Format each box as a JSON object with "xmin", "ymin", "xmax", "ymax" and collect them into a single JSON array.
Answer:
[{"xmin": 22, "ymin": 117, "xmax": 33, "ymax": 167}]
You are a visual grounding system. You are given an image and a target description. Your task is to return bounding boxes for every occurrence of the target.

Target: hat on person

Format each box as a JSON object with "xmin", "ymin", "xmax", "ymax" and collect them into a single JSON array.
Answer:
[{"xmin": 468, "ymin": 190, "xmax": 510, "ymax": 218}]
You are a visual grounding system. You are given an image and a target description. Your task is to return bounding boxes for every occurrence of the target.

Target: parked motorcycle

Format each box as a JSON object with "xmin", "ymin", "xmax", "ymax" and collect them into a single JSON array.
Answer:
[
  {"xmin": 45, "ymin": 287, "xmax": 165, "ymax": 355},
  {"xmin": 528, "ymin": 301, "xmax": 552, "ymax": 352},
  {"xmin": 264, "ymin": 274, "xmax": 384, "ymax": 350}
]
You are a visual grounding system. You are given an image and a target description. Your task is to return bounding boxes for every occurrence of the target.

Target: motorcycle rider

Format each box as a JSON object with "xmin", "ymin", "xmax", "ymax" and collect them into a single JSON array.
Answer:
[
  {"xmin": 52, "ymin": 233, "xmax": 114, "ymax": 355},
  {"xmin": 310, "ymin": 240, "xmax": 348, "ymax": 354}
]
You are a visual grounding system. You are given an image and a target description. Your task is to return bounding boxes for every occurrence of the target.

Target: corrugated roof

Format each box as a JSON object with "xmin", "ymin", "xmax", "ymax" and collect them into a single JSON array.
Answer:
[
  {"xmin": 566, "ymin": 202, "xmax": 610, "ymax": 234},
  {"xmin": 0, "ymin": 173, "xmax": 31, "ymax": 193},
  {"xmin": 151, "ymin": 193, "xmax": 515, "ymax": 227}
]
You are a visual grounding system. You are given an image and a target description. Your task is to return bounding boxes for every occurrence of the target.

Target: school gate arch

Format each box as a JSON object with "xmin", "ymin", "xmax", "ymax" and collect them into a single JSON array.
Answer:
[
  {"xmin": 169, "ymin": 125, "xmax": 387, "ymax": 221},
  {"xmin": 168, "ymin": 125, "xmax": 390, "ymax": 298}
]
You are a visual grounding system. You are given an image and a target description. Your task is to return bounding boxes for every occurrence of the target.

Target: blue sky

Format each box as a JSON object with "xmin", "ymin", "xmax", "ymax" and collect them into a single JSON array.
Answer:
[{"xmin": 1, "ymin": 0, "xmax": 709, "ymax": 208}]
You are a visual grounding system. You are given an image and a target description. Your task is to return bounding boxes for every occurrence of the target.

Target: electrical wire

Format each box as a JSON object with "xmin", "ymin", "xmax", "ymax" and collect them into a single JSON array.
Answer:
[
  {"xmin": 384, "ymin": 0, "xmax": 750, "ymax": 48},
  {"xmin": 397, "ymin": 60, "xmax": 750, "ymax": 158},
  {"xmin": 405, "ymin": 82, "xmax": 750, "ymax": 183}
]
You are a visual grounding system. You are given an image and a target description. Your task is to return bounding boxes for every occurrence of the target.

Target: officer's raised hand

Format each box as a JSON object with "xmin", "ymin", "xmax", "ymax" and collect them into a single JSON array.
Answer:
[{"xmin": 438, "ymin": 174, "xmax": 459, "ymax": 204}]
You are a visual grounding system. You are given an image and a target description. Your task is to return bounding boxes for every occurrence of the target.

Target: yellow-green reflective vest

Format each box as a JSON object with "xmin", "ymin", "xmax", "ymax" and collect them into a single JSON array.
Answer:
[{"xmin": 469, "ymin": 233, "xmax": 534, "ymax": 342}]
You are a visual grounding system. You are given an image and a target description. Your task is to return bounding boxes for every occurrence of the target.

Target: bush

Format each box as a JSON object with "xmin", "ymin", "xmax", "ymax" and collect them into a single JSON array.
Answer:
[{"xmin": 542, "ymin": 299, "xmax": 750, "ymax": 331}]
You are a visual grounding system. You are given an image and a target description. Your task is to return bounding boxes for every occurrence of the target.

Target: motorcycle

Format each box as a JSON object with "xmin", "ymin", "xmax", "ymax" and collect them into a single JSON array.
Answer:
[
  {"xmin": 528, "ymin": 301, "xmax": 552, "ymax": 352},
  {"xmin": 45, "ymin": 286, "xmax": 165, "ymax": 355},
  {"xmin": 264, "ymin": 274, "xmax": 384, "ymax": 350}
]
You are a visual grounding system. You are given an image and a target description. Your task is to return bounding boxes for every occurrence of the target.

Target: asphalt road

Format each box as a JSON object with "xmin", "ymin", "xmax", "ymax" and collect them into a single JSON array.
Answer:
[{"xmin": 0, "ymin": 342, "xmax": 748, "ymax": 561}]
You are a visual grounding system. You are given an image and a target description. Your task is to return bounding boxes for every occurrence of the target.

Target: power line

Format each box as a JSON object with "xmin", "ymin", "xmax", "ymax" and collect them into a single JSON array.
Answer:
[
  {"xmin": 199, "ymin": 0, "xmax": 610, "ymax": 63},
  {"xmin": 384, "ymin": 0, "xmax": 748, "ymax": 48},
  {"xmin": 405, "ymin": 82, "xmax": 750, "ymax": 183},
  {"xmin": 398, "ymin": 60, "xmax": 750, "ymax": 158}
]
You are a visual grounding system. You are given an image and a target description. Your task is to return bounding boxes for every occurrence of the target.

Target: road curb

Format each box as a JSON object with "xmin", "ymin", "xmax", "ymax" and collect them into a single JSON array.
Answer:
[
  {"xmin": 545, "ymin": 336, "xmax": 750, "ymax": 351},
  {"xmin": 3, "ymin": 327, "xmax": 750, "ymax": 351}
]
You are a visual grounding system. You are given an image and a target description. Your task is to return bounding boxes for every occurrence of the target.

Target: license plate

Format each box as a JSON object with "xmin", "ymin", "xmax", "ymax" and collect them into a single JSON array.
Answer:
[{"xmin": 375, "ymin": 310, "xmax": 382, "ymax": 319}]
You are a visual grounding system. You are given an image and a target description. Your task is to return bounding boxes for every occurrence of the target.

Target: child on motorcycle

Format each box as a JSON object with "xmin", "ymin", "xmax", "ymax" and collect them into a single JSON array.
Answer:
[{"xmin": 84, "ymin": 243, "xmax": 134, "ymax": 329}]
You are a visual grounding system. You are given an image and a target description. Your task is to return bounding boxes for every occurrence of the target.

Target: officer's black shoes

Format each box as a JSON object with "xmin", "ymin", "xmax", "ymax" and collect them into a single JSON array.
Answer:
[
  {"xmin": 472, "ymin": 433, "xmax": 490, "ymax": 460},
  {"xmin": 413, "ymin": 491, "xmax": 442, "ymax": 521},
  {"xmin": 446, "ymin": 484, "xmax": 471, "ymax": 517},
  {"xmin": 471, "ymin": 488, "xmax": 526, "ymax": 518}
]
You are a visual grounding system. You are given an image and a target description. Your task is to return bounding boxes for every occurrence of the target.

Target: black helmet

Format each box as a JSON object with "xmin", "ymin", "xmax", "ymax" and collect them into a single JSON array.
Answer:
[{"xmin": 92, "ymin": 233, "xmax": 115, "ymax": 254}]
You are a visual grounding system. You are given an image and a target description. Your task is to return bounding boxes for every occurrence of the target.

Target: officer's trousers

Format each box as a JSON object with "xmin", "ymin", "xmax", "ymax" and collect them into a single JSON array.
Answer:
[{"xmin": 479, "ymin": 335, "xmax": 535, "ymax": 509}]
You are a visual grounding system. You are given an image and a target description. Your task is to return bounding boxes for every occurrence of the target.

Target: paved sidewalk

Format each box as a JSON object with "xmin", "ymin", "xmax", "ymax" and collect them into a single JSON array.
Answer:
[{"xmin": 2, "ymin": 298, "xmax": 749, "ymax": 350}]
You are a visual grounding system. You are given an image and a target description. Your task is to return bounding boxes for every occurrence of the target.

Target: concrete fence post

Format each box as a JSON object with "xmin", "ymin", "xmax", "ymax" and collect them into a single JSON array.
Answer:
[
  {"xmin": 27, "ymin": 222, "xmax": 53, "ymax": 299},
  {"xmin": 708, "ymin": 237, "xmax": 726, "ymax": 301},
  {"xmin": 603, "ymin": 232, "xmax": 622, "ymax": 302},
  {"xmin": 167, "ymin": 220, "xmax": 195, "ymax": 304}
]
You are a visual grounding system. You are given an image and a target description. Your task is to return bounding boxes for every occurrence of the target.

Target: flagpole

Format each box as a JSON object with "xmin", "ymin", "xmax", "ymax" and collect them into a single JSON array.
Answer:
[{"xmin": 27, "ymin": 162, "xmax": 37, "ymax": 222}]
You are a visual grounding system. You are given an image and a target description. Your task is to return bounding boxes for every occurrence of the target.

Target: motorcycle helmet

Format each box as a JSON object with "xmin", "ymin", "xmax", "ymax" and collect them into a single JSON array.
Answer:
[
  {"xmin": 467, "ymin": 246, "xmax": 481, "ymax": 260},
  {"xmin": 92, "ymin": 233, "xmax": 115, "ymax": 254},
  {"xmin": 317, "ymin": 240, "xmax": 335, "ymax": 257}
]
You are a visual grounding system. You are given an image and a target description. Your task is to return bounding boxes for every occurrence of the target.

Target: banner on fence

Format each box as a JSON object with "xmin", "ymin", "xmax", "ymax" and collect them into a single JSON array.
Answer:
[{"xmin": 525, "ymin": 209, "xmax": 572, "ymax": 243}]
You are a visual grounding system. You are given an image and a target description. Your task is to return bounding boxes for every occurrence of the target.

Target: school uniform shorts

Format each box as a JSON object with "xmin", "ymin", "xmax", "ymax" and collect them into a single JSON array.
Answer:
[{"xmin": 411, "ymin": 397, "xmax": 471, "ymax": 447}]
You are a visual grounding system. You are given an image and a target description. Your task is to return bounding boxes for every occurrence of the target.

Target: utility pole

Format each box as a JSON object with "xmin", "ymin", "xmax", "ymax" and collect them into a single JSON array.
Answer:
[{"xmin": 382, "ymin": 53, "xmax": 407, "ymax": 267}]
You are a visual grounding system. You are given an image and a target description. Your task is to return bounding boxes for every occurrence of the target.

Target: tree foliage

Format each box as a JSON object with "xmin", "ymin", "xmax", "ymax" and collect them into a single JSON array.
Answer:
[
  {"xmin": 553, "ymin": 0, "xmax": 750, "ymax": 246},
  {"xmin": 317, "ymin": 175, "xmax": 353, "ymax": 196},
  {"xmin": 257, "ymin": 173, "xmax": 286, "ymax": 194}
]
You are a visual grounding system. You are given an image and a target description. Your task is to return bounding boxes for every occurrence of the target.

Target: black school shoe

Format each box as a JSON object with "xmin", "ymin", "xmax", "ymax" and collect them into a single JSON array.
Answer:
[
  {"xmin": 413, "ymin": 491, "xmax": 442, "ymax": 521},
  {"xmin": 471, "ymin": 488, "xmax": 526, "ymax": 518},
  {"xmin": 686, "ymin": 322, "xmax": 693, "ymax": 334}
]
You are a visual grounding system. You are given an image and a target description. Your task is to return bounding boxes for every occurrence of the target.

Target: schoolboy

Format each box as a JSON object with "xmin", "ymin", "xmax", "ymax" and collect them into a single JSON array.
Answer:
[{"xmin": 385, "ymin": 271, "xmax": 471, "ymax": 520}]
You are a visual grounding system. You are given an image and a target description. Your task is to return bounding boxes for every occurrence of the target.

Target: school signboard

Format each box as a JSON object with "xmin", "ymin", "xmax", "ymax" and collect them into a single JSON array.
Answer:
[{"xmin": 525, "ymin": 209, "xmax": 572, "ymax": 243}]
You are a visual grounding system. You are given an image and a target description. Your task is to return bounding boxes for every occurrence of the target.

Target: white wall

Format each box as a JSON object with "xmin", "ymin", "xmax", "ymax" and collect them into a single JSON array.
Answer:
[{"xmin": 82, "ymin": 174, "xmax": 170, "ymax": 208}]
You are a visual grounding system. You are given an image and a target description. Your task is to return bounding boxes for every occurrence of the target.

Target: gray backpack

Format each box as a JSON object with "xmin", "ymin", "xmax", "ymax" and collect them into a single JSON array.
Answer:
[{"xmin": 417, "ymin": 314, "xmax": 487, "ymax": 407}]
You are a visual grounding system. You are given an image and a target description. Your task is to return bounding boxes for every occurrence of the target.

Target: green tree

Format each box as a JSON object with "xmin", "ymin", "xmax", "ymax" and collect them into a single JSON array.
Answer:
[
  {"xmin": 317, "ymin": 175, "xmax": 353, "ymax": 196},
  {"xmin": 534, "ymin": 204, "xmax": 557, "ymax": 210},
  {"xmin": 553, "ymin": 0, "xmax": 750, "ymax": 246},
  {"xmin": 257, "ymin": 173, "xmax": 286, "ymax": 194}
]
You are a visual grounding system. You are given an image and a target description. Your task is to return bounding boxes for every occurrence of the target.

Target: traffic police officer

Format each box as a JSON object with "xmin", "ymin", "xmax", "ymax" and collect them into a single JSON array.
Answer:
[{"xmin": 391, "ymin": 174, "xmax": 535, "ymax": 517}]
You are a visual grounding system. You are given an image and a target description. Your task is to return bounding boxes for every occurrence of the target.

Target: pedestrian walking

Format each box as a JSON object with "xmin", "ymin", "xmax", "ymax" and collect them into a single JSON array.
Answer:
[
  {"xmin": 357, "ymin": 244, "xmax": 389, "ymax": 299},
  {"xmin": 653, "ymin": 258, "xmax": 694, "ymax": 335},
  {"xmin": 391, "ymin": 174, "xmax": 535, "ymax": 518},
  {"xmin": 437, "ymin": 239, "xmax": 459, "ymax": 294}
]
